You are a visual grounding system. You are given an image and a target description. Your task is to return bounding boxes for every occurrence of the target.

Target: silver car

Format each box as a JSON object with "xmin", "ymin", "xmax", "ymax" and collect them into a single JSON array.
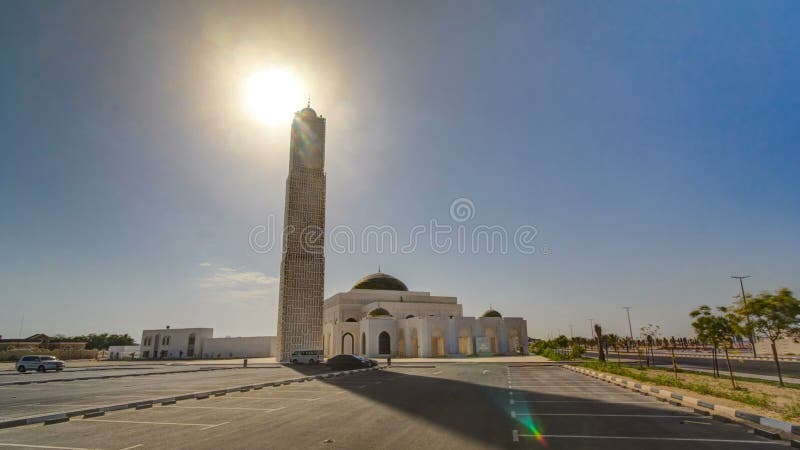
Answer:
[{"xmin": 16, "ymin": 355, "xmax": 65, "ymax": 373}]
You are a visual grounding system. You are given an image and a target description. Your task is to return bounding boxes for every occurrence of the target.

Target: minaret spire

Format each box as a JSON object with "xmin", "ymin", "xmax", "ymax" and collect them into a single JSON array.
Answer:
[{"xmin": 307, "ymin": 95, "xmax": 311, "ymax": 108}]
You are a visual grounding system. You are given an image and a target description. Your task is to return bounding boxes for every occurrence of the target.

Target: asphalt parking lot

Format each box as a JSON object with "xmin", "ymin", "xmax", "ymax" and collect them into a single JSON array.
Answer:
[{"xmin": 0, "ymin": 363, "xmax": 785, "ymax": 449}]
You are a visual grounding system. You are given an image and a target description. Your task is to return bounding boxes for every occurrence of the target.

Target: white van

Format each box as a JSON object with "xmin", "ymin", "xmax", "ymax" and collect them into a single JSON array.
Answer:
[{"xmin": 289, "ymin": 350, "xmax": 323, "ymax": 365}]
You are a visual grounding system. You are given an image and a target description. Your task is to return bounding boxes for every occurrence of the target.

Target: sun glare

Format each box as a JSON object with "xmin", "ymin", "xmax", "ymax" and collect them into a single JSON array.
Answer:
[{"xmin": 245, "ymin": 68, "xmax": 304, "ymax": 124}]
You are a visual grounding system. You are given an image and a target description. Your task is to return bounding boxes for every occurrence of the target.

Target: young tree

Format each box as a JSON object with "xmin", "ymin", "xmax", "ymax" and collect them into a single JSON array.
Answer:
[
  {"xmin": 640, "ymin": 324, "xmax": 660, "ymax": 367},
  {"xmin": 594, "ymin": 324, "xmax": 605, "ymax": 362},
  {"xmin": 735, "ymin": 288, "xmax": 800, "ymax": 387},
  {"xmin": 606, "ymin": 334, "xmax": 622, "ymax": 364},
  {"xmin": 690, "ymin": 305, "xmax": 738, "ymax": 388}
]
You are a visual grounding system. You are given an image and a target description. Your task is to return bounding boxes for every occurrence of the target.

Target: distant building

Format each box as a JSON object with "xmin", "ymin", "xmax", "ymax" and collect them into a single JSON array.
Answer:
[
  {"xmin": 138, "ymin": 328, "xmax": 274, "ymax": 359},
  {"xmin": 276, "ymin": 106, "xmax": 327, "ymax": 362},
  {"xmin": 107, "ymin": 345, "xmax": 141, "ymax": 360},
  {"xmin": 0, "ymin": 333, "xmax": 87, "ymax": 352},
  {"xmin": 323, "ymin": 272, "xmax": 529, "ymax": 358}
]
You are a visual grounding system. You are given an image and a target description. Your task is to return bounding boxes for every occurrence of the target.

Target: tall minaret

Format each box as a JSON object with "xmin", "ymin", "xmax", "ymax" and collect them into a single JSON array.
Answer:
[{"xmin": 276, "ymin": 105, "xmax": 326, "ymax": 362}]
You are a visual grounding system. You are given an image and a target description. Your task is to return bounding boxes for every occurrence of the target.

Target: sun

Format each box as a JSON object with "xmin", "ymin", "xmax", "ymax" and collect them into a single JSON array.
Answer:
[{"xmin": 245, "ymin": 68, "xmax": 304, "ymax": 124}]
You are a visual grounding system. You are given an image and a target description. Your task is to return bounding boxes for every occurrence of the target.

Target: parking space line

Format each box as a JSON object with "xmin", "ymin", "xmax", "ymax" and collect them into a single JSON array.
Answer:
[
  {"xmin": 200, "ymin": 421, "xmax": 230, "ymax": 431},
  {"xmin": 223, "ymin": 396, "xmax": 320, "ymax": 401},
  {"xmin": 513, "ymin": 400, "xmax": 657, "ymax": 404},
  {"xmin": 0, "ymin": 444, "xmax": 100, "ymax": 450},
  {"xmin": 515, "ymin": 413, "xmax": 698, "ymax": 418},
  {"xmin": 75, "ymin": 418, "xmax": 229, "ymax": 429},
  {"xmin": 517, "ymin": 435, "xmax": 783, "ymax": 444},
  {"xmin": 118, "ymin": 445, "xmax": 144, "ymax": 450},
  {"xmin": 157, "ymin": 405, "xmax": 286, "ymax": 412}
]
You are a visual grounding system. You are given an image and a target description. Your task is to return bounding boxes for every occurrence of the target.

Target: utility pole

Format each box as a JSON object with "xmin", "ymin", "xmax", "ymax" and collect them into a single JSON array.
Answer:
[
  {"xmin": 732, "ymin": 275, "xmax": 756, "ymax": 358},
  {"xmin": 623, "ymin": 306, "xmax": 642, "ymax": 367},
  {"xmin": 587, "ymin": 318, "xmax": 594, "ymax": 349},
  {"xmin": 569, "ymin": 324, "xmax": 574, "ymax": 340},
  {"xmin": 623, "ymin": 307, "xmax": 635, "ymax": 344}
]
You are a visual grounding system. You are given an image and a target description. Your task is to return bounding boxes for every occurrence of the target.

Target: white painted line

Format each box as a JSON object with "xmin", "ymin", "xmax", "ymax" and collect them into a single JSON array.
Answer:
[
  {"xmin": 509, "ymin": 385, "xmax": 615, "ymax": 388},
  {"xmin": 0, "ymin": 444, "xmax": 99, "ymax": 450},
  {"xmin": 222, "ymin": 396, "xmax": 320, "ymax": 401},
  {"xmin": 158, "ymin": 405, "xmax": 286, "ymax": 412},
  {"xmin": 512, "ymin": 430, "xmax": 519, "ymax": 442},
  {"xmin": 514, "ymin": 400, "xmax": 657, "ymax": 404},
  {"xmin": 76, "ymin": 418, "xmax": 228, "ymax": 428},
  {"xmin": 432, "ymin": 371, "xmax": 442, "ymax": 375},
  {"xmin": 510, "ymin": 411, "xmax": 517, "ymax": 418},
  {"xmin": 119, "ymin": 445, "xmax": 144, "ymax": 450},
  {"xmin": 515, "ymin": 413, "xmax": 699, "ymax": 418},
  {"xmin": 200, "ymin": 421, "xmax": 230, "ymax": 431},
  {"xmin": 516, "ymin": 435, "xmax": 784, "ymax": 444},
  {"xmin": 509, "ymin": 399, "xmax": 515, "ymax": 405}
]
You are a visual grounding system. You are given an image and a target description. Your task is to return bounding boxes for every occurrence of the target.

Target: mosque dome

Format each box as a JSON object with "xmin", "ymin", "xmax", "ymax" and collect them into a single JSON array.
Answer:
[
  {"xmin": 367, "ymin": 307, "xmax": 392, "ymax": 317},
  {"xmin": 298, "ymin": 107, "xmax": 317, "ymax": 118},
  {"xmin": 481, "ymin": 309, "xmax": 502, "ymax": 318},
  {"xmin": 352, "ymin": 272, "xmax": 408, "ymax": 291}
]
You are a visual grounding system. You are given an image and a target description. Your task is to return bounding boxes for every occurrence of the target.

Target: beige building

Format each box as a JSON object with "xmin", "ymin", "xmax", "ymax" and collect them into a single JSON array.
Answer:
[
  {"xmin": 323, "ymin": 272, "xmax": 529, "ymax": 358},
  {"xmin": 139, "ymin": 327, "xmax": 274, "ymax": 359},
  {"xmin": 276, "ymin": 106, "xmax": 327, "ymax": 362}
]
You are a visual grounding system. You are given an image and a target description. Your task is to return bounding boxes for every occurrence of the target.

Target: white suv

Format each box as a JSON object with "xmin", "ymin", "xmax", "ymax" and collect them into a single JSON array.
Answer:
[{"xmin": 16, "ymin": 355, "xmax": 65, "ymax": 373}]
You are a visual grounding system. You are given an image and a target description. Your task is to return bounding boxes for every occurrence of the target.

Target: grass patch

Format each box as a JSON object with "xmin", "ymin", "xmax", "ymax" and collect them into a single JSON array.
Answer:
[{"xmin": 582, "ymin": 361, "xmax": 772, "ymax": 410}]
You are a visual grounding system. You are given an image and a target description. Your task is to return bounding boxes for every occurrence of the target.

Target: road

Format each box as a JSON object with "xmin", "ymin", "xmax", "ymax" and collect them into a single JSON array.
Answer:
[
  {"xmin": 0, "ymin": 362, "xmax": 780, "ymax": 449},
  {"xmin": 586, "ymin": 351, "xmax": 800, "ymax": 380}
]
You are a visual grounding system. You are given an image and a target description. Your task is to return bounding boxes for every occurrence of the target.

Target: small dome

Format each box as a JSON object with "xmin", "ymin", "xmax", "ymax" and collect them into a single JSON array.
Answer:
[
  {"xmin": 352, "ymin": 272, "xmax": 408, "ymax": 291},
  {"xmin": 298, "ymin": 107, "xmax": 317, "ymax": 118},
  {"xmin": 481, "ymin": 309, "xmax": 502, "ymax": 318},
  {"xmin": 368, "ymin": 307, "xmax": 392, "ymax": 317}
]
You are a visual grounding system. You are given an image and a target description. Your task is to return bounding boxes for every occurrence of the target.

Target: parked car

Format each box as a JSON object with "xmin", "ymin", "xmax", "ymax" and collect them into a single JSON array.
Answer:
[
  {"xmin": 355, "ymin": 355, "xmax": 378, "ymax": 367},
  {"xmin": 16, "ymin": 355, "xmax": 65, "ymax": 373},
  {"xmin": 289, "ymin": 349, "xmax": 323, "ymax": 365},
  {"xmin": 326, "ymin": 354, "xmax": 375, "ymax": 370}
]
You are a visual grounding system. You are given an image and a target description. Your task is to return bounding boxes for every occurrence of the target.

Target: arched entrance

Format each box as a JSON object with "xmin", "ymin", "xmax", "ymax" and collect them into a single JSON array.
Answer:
[
  {"xmin": 378, "ymin": 331, "xmax": 391, "ymax": 355},
  {"xmin": 458, "ymin": 326, "xmax": 473, "ymax": 355},
  {"xmin": 361, "ymin": 333, "xmax": 366, "ymax": 354},
  {"xmin": 409, "ymin": 328, "xmax": 419, "ymax": 357},
  {"xmin": 187, "ymin": 333, "xmax": 196, "ymax": 358},
  {"xmin": 342, "ymin": 333, "xmax": 354, "ymax": 354},
  {"xmin": 396, "ymin": 329, "xmax": 406, "ymax": 357},
  {"xmin": 431, "ymin": 328, "xmax": 445, "ymax": 357}
]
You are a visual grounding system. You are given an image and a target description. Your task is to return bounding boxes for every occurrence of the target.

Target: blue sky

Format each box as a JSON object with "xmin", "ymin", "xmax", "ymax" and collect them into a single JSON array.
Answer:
[{"xmin": 1, "ymin": 1, "xmax": 798, "ymax": 340}]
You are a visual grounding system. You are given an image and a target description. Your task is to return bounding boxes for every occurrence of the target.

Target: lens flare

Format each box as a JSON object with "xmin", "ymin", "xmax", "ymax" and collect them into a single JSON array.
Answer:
[{"xmin": 245, "ymin": 68, "xmax": 304, "ymax": 124}]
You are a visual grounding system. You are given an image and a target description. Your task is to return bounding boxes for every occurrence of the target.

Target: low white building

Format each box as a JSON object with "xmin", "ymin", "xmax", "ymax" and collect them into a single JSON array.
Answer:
[
  {"xmin": 139, "ymin": 327, "xmax": 275, "ymax": 359},
  {"xmin": 323, "ymin": 272, "xmax": 529, "ymax": 358},
  {"xmin": 203, "ymin": 336, "xmax": 277, "ymax": 359},
  {"xmin": 107, "ymin": 345, "xmax": 141, "ymax": 360},
  {"xmin": 140, "ymin": 327, "xmax": 212, "ymax": 359}
]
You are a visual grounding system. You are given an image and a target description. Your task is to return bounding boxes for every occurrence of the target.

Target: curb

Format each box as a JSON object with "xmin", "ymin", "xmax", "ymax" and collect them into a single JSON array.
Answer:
[
  {"xmin": 0, "ymin": 366, "xmax": 384, "ymax": 430},
  {"xmin": 564, "ymin": 365, "xmax": 800, "ymax": 440},
  {"xmin": 0, "ymin": 365, "xmax": 259, "ymax": 387},
  {"xmin": 596, "ymin": 352, "xmax": 800, "ymax": 363}
]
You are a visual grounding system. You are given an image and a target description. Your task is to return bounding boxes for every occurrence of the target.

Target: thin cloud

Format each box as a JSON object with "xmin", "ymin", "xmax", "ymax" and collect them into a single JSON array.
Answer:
[{"xmin": 197, "ymin": 263, "xmax": 278, "ymax": 302}]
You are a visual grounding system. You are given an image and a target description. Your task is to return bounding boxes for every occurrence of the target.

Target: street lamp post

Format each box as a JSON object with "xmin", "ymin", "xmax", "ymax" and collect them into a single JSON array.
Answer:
[
  {"xmin": 623, "ymin": 306, "xmax": 642, "ymax": 367},
  {"xmin": 732, "ymin": 275, "xmax": 757, "ymax": 358}
]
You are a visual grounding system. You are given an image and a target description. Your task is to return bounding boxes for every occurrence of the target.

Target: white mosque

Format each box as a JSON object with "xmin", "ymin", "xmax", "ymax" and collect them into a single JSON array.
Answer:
[{"xmin": 323, "ymin": 272, "xmax": 529, "ymax": 358}]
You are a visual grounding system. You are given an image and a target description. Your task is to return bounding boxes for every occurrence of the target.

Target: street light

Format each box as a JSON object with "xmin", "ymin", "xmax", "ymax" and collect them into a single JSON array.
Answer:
[
  {"xmin": 732, "ymin": 275, "xmax": 757, "ymax": 358},
  {"xmin": 623, "ymin": 306, "xmax": 642, "ymax": 367}
]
